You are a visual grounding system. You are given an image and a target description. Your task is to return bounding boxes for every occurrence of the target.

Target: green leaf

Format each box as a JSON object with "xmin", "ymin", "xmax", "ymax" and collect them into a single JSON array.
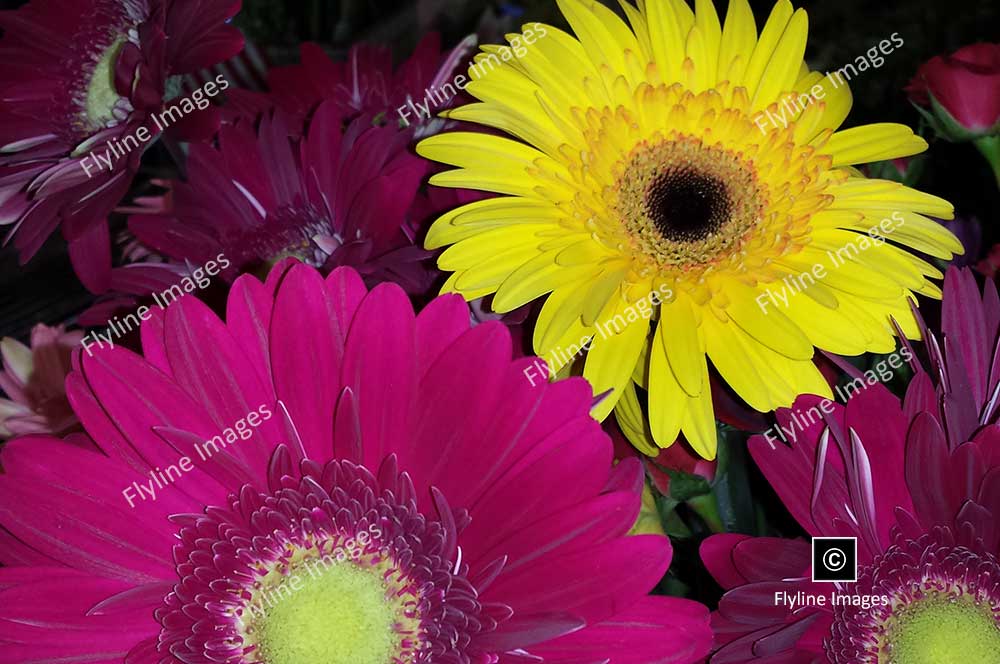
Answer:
[{"xmin": 712, "ymin": 424, "xmax": 757, "ymax": 534}]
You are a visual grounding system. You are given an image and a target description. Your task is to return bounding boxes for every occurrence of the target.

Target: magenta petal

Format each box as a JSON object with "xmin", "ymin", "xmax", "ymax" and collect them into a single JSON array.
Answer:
[
  {"xmin": 0, "ymin": 569, "xmax": 157, "ymax": 657},
  {"xmin": 942, "ymin": 266, "xmax": 988, "ymax": 406},
  {"xmin": 700, "ymin": 534, "xmax": 752, "ymax": 589},
  {"xmin": 482, "ymin": 535, "xmax": 672, "ymax": 623},
  {"xmin": 731, "ymin": 537, "xmax": 811, "ymax": 583},
  {"xmin": 163, "ymin": 295, "xmax": 276, "ymax": 479},
  {"xmin": 906, "ymin": 412, "xmax": 960, "ymax": 527},
  {"xmin": 138, "ymin": 304, "xmax": 170, "ymax": 376},
  {"xmin": 463, "ymin": 416, "xmax": 612, "ymax": 558},
  {"xmin": 76, "ymin": 347, "xmax": 232, "ymax": 508},
  {"xmin": 474, "ymin": 613, "xmax": 586, "ymax": 651},
  {"xmin": 270, "ymin": 264, "xmax": 347, "ymax": 461},
  {"xmin": 0, "ymin": 458, "xmax": 175, "ymax": 583},
  {"xmin": 604, "ymin": 456, "xmax": 644, "ymax": 494},
  {"xmin": 529, "ymin": 596, "xmax": 712, "ymax": 664},
  {"xmin": 340, "ymin": 281, "xmax": 417, "ymax": 469},
  {"xmin": 469, "ymin": 491, "xmax": 640, "ymax": 573},
  {"xmin": 414, "ymin": 293, "xmax": 472, "ymax": 373},
  {"xmin": 225, "ymin": 273, "xmax": 275, "ymax": 386},
  {"xmin": 67, "ymin": 218, "xmax": 112, "ymax": 294}
]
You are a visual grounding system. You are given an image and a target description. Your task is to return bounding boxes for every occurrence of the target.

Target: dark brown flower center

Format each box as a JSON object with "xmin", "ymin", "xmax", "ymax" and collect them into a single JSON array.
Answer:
[{"xmin": 645, "ymin": 169, "xmax": 731, "ymax": 243}]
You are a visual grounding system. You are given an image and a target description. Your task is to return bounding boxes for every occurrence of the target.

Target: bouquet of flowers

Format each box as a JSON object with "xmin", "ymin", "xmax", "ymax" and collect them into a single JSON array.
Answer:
[{"xmin": 0, "ymin": 0, "xmax": 997, "ymax": 661}]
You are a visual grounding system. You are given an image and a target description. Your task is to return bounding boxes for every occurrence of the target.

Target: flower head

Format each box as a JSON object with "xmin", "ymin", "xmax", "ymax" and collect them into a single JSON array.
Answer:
[
  {"xmin": 701, "ymin": 267, "xmax": 1000, "ymax": 662},
  {"xmin": 0, "ymin": 0, "xmax": 243, "ymax": 275},
  {"xmin": 0, "ymin": 262, "xmax": 711, "ymax": 662},
  {"xmin": 128, "ymin": 103, "xmax": 439, "ymax": 295},
  {"xmin": 907, "ymin": 43, "xmax": 1000, "ymax": 139},
  {"xmin": 0, "ymin": 324, "xmax": 82, "ymax": 439},
  {"xmin": 417, "ymin": 0, "xmax": 961, "ymax": 458}
]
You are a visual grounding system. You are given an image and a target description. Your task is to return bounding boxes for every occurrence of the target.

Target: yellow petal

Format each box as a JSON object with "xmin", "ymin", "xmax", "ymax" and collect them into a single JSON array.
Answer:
[
  {"xmin": 585, "ymin": 306, "xmax": 649, "ymax": 420},
  {"xmin": 825, "ymin": 123, "xmax": 928, "ymax": 167},
  {"xmin": 661, "ymin": 293, "xmax": 706, "ymax": 396},
  {"xmin": 717, "ymin": 0, "xmax": 757, "ymax": 86},
  {"xmin": 752, "ymin": 9, "xmax": 809, "ymax": 109},
  {"xmin": 647, "ymin": 318, "xmax": 685, "ymax": 447},
  {"xmin": 722, "ymin": 280, "xmax": 814, "ymax": 360}
]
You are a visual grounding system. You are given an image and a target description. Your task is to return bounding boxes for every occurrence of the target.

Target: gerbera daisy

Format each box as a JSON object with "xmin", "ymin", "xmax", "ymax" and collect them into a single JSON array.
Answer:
[
  {"xmin": 417, "ymin": 0, "xmax": 962, "ymax": 458},
  {"xmin": 128, "ymin": 101, "xmax": 438, "ymax": 295},
  {"xmin": 268, "ymin": 33, "xmax": 476, "ymax": 132},
  {"xmin": 0, "ymin": 0, "xmax": 243, "ymax": 274},
  {"xmin": 0, "ymin": 323, "xmax": 82, "ymax": 439},
  {"xmin": 701, "ymin": 267, "xmax": 1000, "ymax": 662},
  {"xmin": 0, "ymin": 261, "xmax": 712, "ymax": 662}
]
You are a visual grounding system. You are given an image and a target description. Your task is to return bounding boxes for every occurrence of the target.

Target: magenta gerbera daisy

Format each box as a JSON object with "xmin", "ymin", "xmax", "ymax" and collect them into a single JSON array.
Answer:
[
  {"xmin": 700, "ymin": 267, "xmax": 1000, "ymax": 662},
  {"xmin": 0, "ymin": 262, "xmax": 711, "ymax": 663},
  {"xmin": 127, "ymin": 102, "xmax": 439, "ymax": 294},
  {"xmin": 0, "ymin": 0, "xmax": 243, "ymax": 269},
  {"xmin": 268, "ymin": 33, "xmax": 474, "ymax": 131}
]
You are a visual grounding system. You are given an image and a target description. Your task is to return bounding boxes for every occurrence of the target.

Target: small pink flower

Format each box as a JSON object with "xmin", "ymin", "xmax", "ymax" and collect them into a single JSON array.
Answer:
[
  {"xmin": 907, "ymin": 43, "xmax": 1000, "ymax": 138},
  {"xmin": 0, "ymin": 324, "xmax": 83, "ymax": 439}
]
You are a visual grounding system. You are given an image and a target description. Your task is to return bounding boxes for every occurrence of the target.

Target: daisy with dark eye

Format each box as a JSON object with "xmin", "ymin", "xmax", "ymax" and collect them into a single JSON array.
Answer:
[
  {"xmin": 417, "ymin": 0, "xmax": 961, "ymax": 458},
  {"xmin": 702, "ymin": 267, "xmax": 1000, "ymax": 663},
  {"xmin": 0, "ymin": 0, "xmax": 243, "ymax": 279},
  {"xmin": 0, "ymin": 261, "xmax": 712, "ymax": 663}
]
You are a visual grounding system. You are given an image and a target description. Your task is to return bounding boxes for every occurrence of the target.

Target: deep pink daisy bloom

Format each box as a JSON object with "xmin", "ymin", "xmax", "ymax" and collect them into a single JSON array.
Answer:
[
  {"xmin": 0, "ymin": 323, "xmax": 82, "ymax": 439},
  {"xmin": 700, "ymin": 267, "xmax": 1000, "ymax": 662},
  {"xmin": 127, "ymin": 102, "xmax": 441, "ymax": 295},
  {"xmin": 0, "ymin": 262, "xmax": 711, "ymax": 663},
  {"xmin": 0, "ymin": 0, "xmax": 243, "ymax": 274},
  {"xmin": 268, "ymin": 33, "xmax": 475, "ymax": 130}
]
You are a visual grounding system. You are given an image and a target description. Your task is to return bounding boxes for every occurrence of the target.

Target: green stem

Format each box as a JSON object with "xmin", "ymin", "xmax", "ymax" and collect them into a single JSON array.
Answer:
[
  {"xmin": 973, "ymin": 135, "xmax": 1000, "ymax": 190},
  {"xmin": 688, "ymin": 493, "xmax": 725, "ymax": 533}
]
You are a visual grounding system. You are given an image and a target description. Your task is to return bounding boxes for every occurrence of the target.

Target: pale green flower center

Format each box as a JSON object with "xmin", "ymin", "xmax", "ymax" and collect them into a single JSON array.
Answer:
[
  {"xmin": 83, "ymin": 37, "xmax": 126, "ymax": 129},
  {"xmin": 244, "ymin": 560, "xmax": 400, "ymax": 664},
  {"xmin": 882, "ymin": 593, "xmax": 1000, "ymax": 663}
]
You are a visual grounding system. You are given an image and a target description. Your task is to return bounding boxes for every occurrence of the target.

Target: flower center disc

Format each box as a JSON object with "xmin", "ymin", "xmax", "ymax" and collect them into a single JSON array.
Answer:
[
  {"xmin": 158, "ymin": 457, "xmax": 492, "ymax": 664},
  {"xmin": 83, "ymin": 37, "xmax": 126, "ymax": 130},
  {"xmin": 246, "ymin": 560, "xmax": 398, "ymax": 664},
  {"xmin": 646, "ymin": 169, "xmax": 731, "ymax": 242},
  {"xmin": 828, "ymin": 533, "xmax": 1000, "ymax": 664},
  {"xmin": 613, "ymin": 133, "xmax": 763, "ymax": 269},
  {"xmin": 882, "ymin": 594, "xmax": 1000, "ymax": 664}
]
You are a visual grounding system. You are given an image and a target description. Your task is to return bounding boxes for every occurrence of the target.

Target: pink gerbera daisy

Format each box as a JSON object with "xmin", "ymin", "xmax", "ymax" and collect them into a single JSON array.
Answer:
[
  {"xmin": 700, "ymin": 267, "xmax": 1000, "ymax": 662},
  {"xmin": 0, "ymin": 323, "xmax": 82, "ymax": 439},
  {"xmin": 0, "ymin": 261, "xmax": 711, "ymax": 663},
  {"xmin": 0, "ymin": 0, "xmax": 243, "ymax": 275},
  {"xmin": 126, "ymin": 102, "xmax": 441, "ymax": 295}
]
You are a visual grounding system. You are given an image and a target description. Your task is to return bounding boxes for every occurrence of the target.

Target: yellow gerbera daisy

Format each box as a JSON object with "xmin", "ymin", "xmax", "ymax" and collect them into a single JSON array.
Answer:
[{"xmin": 417, "ymin": 0, "xmax": 961, "ymax": 459}]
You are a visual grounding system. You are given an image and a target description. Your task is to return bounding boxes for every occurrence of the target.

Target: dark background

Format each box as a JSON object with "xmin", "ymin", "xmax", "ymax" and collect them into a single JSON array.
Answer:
[{"xmin": 1, "ymin": 0, "xmax": 997, "ymax": 339}]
